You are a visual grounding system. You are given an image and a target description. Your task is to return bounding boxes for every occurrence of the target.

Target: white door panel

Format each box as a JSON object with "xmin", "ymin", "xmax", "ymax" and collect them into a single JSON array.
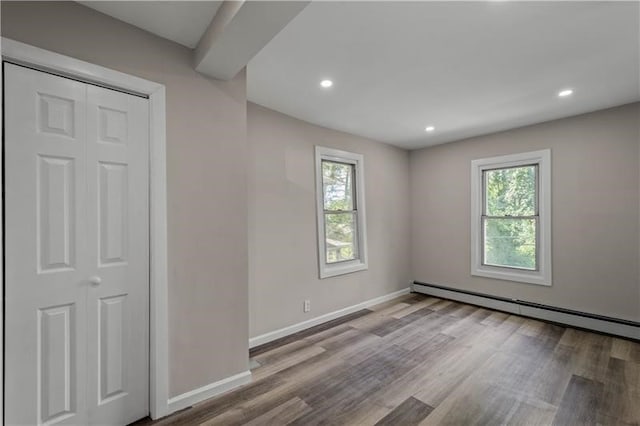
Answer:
[
  {"xmin": 5, "ymin": 63, "xmax": 88, "ymax": 426},
  {"xmin": 5, "ymin": 63, "xmax": 149, "ymax": 425},
  {"xmin": 85, "ymin": 85, "xmax": 149, "ymax": 425}
]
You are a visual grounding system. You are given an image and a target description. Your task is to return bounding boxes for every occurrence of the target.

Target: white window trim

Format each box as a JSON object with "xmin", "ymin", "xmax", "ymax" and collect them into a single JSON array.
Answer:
[
  {"xmin": 470, "ymin": 149, "xmax": 552, "ymax": 286},
  {"xmin": 315, "ymin": 146, "xmax": 368, "ymax": 279}
]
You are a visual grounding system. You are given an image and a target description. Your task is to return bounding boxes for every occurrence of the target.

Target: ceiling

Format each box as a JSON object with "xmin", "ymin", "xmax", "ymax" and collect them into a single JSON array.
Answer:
[
  {"xmin": 79, "ymin": 1, "xmax": 639, "ymax": 150},
  {"xmin": 79, "ymin": 1, "xmax": 222, "ymax": 48}
]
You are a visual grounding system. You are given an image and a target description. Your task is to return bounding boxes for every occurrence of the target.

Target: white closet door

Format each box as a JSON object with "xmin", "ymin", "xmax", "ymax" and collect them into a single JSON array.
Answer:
[
  {"xmin": 5, "ymin": 63, "xmax": 89, "ymax": 426},
  {"xmin": 85, "ymin": 84, "xmax": 149, "ymax": 425},
  {"xmin": 4, "ymin": 63, "xmax": 149, "ymax": 426}
]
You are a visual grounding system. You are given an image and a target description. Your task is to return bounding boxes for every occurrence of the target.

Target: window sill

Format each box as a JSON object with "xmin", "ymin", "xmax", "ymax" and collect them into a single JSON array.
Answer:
[
  {"xmin": 472, "ymin": 265, "xmax": 551, "ymax": 286},
  {"xmin": 320, "ymin": 260, "xmax": 368, "ymax": 279}
]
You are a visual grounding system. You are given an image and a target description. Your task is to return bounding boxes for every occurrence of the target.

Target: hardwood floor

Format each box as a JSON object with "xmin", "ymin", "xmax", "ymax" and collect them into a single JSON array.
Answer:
[{"xmin": 147, "ymin": 294, "xmax": 640, "ymax": 425}]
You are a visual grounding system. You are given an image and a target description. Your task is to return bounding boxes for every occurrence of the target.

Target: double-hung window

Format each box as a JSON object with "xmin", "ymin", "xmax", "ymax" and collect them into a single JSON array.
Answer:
[
  {"xmin": 315, "ymin": 146, "xmax": 368, "ymax": 278},
  {"xmin": 471, "ymin": 149, "xmax": 551, "ymax": 286}
]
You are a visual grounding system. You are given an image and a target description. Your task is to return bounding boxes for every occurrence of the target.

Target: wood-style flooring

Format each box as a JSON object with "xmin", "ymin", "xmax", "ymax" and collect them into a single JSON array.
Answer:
[{"xmin": 145, "ymin": 294, "xmax": 640, "ymax": 425}]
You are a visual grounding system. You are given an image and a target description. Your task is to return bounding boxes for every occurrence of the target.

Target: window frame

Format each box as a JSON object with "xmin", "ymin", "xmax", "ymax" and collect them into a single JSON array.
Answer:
[
  {"xmin": 471, "ymin": 149, "xmax": 552, "ymax": 286},
  {"xmin": 315, "ymin": 146, "xmax": 368, "ymax": 279}
]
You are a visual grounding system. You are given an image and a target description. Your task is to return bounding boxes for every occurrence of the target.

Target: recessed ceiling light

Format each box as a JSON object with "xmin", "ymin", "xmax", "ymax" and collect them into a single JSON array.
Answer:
[
  {"xmin": 425, "ymin": 126, "xmax": 435, "ymax": 132},
  {"xmin": 558, "ymin": 89, "xmax": 573, "ymax": 97},
  {"xmin": 320, "ymin": 79, "xmax": 333, "ymax": 88}
]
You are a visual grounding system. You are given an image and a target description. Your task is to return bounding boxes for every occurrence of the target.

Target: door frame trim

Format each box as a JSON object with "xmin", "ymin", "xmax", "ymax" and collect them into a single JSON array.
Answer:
[{"xmin": 1, "ymin": 38, "xmax": 171, "ymax": 420}]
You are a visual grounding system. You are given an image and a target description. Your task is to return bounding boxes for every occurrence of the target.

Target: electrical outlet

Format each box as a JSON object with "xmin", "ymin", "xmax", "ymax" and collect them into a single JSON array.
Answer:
[{"xmin": 303, "ymin": 300, "xmax": 311, "ymax": 313}]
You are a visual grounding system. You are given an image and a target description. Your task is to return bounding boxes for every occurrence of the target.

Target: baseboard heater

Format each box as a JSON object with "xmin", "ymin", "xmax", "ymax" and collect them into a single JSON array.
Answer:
[{"xmin": 412, "ymin": 281, "xmax": 640, "ymax": 341}]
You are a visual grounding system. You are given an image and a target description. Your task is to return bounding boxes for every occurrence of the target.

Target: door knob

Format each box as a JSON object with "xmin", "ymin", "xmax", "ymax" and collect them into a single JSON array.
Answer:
[{"xmin": 88, "ymin": 276, "xmax": 102, "ymax": 286}]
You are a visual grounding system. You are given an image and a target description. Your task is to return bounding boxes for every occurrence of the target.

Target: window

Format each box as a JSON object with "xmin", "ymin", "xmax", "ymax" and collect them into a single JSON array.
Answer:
[
  {"xmin": 315, "ymin": 146, "xmax": 368, "ymax": 278},
  {"xmin": 471, "ymin": 149, "xmax": 551, "ymax": 286}
]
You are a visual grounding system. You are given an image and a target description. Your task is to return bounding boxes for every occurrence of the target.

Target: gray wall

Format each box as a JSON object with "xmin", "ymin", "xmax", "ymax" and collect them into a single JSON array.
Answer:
[
  {"xmin": 248, "ymin": 103, "xmax": 411, "ymax": 337},
  {"xmin": 1, "ymin": 1, "xmax": 249, "ymax": 397},
  {"xmin": 410, "ymin": 103, "xmax": 640, "ymax": 322}
]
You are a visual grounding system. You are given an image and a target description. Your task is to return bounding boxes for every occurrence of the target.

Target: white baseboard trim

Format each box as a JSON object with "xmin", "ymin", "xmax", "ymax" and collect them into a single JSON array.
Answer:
[
  {"xmin": 249, "ymin": 287, "xmax": 411, "ymax": 348},
  {"xmin": 412, "ymin": 282, "xmax": 640, "ymax": 341},
  {"xmin": 166, "ymin": 370, "xmax": 252, "ymax": 415}
]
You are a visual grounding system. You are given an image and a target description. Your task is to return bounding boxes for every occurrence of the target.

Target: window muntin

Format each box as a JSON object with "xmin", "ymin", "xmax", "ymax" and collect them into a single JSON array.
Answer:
[
  {"xmin": 470, "ymin": 149, "xmax": 551, "ymax": 286},
  {"xmin": 315, "ymin": 147, "xmax": 368, "ymax": 278},
  {"xmin": 482, "ymin": 165, "xmax": 538, "ymax": 271}
]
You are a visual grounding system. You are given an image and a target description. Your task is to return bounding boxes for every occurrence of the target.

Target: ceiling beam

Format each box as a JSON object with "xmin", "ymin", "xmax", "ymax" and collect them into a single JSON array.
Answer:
[{"xmin": 194, "ymin": 0, "xmax": 309, "ymax": 80}]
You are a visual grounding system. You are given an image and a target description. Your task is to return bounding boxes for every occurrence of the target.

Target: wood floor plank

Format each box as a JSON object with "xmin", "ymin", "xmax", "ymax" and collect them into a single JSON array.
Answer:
[
  {"xmin": 557, "ymin": 326, "xmax": 589, "ymax": 348},
  {"xmin": 252, "ymin": 339, "xmax": 311, "ymax": 366},
  {"xmin": 440, "ymin": 314, "xmax": 487, "ymax": 339},
  {"xmin": 465, "ymin": 319, "xmax": 522, "ymax": 350},
  {"xmin": 368, "ymin": 307, "xmax": 435, "ymax": 337},
  {"xmin": 270, "ymin": 337, "xmax": 377, "ymax": 384},
  {"xmin": 152, "ymin": 375, "xmax": 287, "ymax": 425},
  {"xmin": 391, "ymin": 297, "xmax": 441, "ymax": 319},
  {"xmin": 480, "ymin": 310, "xmax": 510, "ymax": 327},
  {"xmin": 599, "ymin": 357, "xmax": 640, "ymax": 424},
  {"xmin": 464, "ymin": 306, "xmax": 495, "ymax": 323},
  {"xmin": 289, "ymin": 372, "xmax": 382, "ymax": 425},
  {"xmin": 420, "ymin": 383, "xmax": 527, "ymax": 426},
  {"xmin": 318, "ymin": 325, "xmax": 379, "ymax": 352},
  {"xmin": 354, "ymin": 334, "xmax": 460, "ymax": 414},
  {"xmin": 368, "ymin": 296, "xmax": 413, "ymax": 313},
  {"xmin": 448, "ymin": 303, "xmax": 479, "ymax": 318},
  {"xmin": 529, "ymin": 342, "xmax": 575, "ymax": 405},
  {"xmin": 243, "ymin": 397, "xmax": 311, "ymax": 426},
  {"xmin": 503, "ymin": 398, "xmax": 558, "ymax": 425},
  {"xmin": 425, "ymin": 299, "xmax": 453, "ymax": 312},
  {"xmin": 412, "ymin": 341, "xmax": 497, "ymax": 407},
  {"xmin": 249, "ymin": 309, "xmax": 371, "ymax": 357},
  {"xmin": 299, "ymin": 344, "xmax": 412, "ymax": 408},
  {"xmin": 349, "ymin": 308, "xmax": 402, "ymax": 330},
  {"xmin": 293, "ymin": 344, "xmax": 421, "ymax": 425},
  {"xmin": 374, "ymin": 397, "xmax": 434, "ymax": 426},
  {"xmin": 500, "ymin": 327, "xmax": 562, "ymax": 361},
  {"xmin": 386, "ymin": 312, "xmax": 458, "ymax": 350},
  {"xmin": 251, "ymin": 344, "xmax": 326, "ymax": 381},
  {"xmin": 611, "ymin": 336, "xmax": 640, "ymax": 364},
  {"xmin": 335, "ymin": 401, "xmax": 393, "ymax": 426},
  {"xmin": 301, "ymin": 323, "xmax": 352, "ymax": 345},
  {"xmin": 517, "ymin": 317, "xmax": 548, "ymax": 337},
  {"xmin": 572, "ymin": 332, "xmax": 614, "ymax": 382},
  {"xmin": 198, "ymin": 375, "xmax": 305, "ymax": 426},
  {"xmin": 553, "ymin": 374, "xmax": 604, "ymax": 425},
  {"xmin": 432, "ymin": 301, "xmax": 464, "ymax": 316},
  {"xmin": 143, "ymin": 294, "xmax": 640, "ymax": 426},
  {"xmin": 403, "ymin": 293, "xmax": 433, "ymax": 305}
]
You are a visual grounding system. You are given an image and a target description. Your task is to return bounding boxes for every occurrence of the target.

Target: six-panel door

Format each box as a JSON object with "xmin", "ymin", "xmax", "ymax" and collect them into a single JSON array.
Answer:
[{"xmin": 4, "ymin": 63, "xmax": 149, "ymax": 425}]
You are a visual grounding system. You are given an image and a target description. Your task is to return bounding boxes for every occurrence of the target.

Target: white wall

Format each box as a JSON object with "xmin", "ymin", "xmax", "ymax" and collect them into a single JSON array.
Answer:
[
  {"xmin": 410, "ymin": 103, "xmax": 640, "ymax": 322},
  {"xmin": 248, "ymin": 103, "xmax": 411, "ymax": 337}
]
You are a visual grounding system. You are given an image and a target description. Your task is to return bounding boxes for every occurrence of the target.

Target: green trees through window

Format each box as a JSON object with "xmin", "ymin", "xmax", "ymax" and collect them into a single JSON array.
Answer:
[
  {"xmin": 322, "ymin": 160, "xmax": 358, "ymax": 263},
  {"xmin": 483, "ymin": 165, "xmax": 537, "ymax": 270}
]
